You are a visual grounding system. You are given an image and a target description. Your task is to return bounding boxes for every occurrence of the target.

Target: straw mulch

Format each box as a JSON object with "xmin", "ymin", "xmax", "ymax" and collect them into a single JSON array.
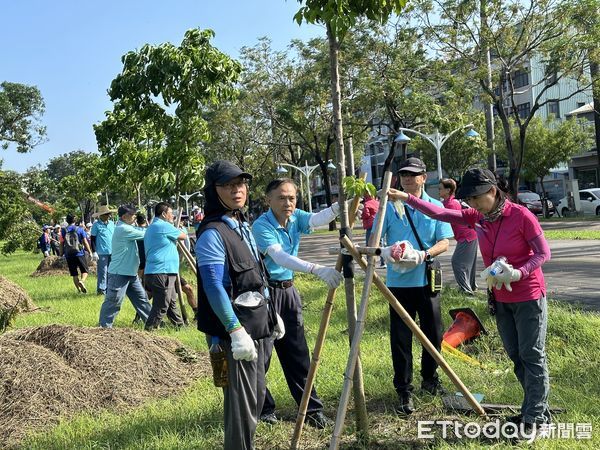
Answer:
[
  {"xmin": 0, "ymin": 276, "xmax": 37, "ymax": 332},
  {"xmin": 31, "ymin": 255, "xmax": 97, "ymax": 277},
  {"xmin": 0, "ymin": 324, "xmax": 209, "ymax": 447}
]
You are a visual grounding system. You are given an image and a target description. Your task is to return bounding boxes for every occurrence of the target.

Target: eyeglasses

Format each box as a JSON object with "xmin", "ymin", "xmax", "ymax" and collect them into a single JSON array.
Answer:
[
  {"xmin": 216, "ymin": 180, "xmax": 249, "ymax": 190},
  {"xmin": 399, "ymin": 171, "xmax": 424, "ymax": 178}
]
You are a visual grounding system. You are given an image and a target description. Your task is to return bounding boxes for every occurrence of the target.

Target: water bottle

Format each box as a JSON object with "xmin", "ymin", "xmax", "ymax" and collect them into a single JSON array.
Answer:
[
  {"xmin": 209, "ymin": 336, "xmax": 228, "ymax": 387},
  {"xmin": 489, "ymin": 256, "xmax": 507, "ymax": 276}
]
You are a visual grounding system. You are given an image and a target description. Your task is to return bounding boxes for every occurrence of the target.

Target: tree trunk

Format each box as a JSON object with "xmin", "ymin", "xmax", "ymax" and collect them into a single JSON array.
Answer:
[
  {"xmin": 327, "ymin": 23, "xmax": 368, "ymax": 437},
  {"xmin": 136, "ymin": 182, "xmax": 142, "ymax": 210}
]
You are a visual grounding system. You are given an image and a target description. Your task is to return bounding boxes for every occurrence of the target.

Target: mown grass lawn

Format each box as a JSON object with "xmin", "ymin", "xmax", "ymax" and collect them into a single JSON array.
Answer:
[{"xmin": 1, "ymin": 249, "xmax": 599, "ymax": 449}]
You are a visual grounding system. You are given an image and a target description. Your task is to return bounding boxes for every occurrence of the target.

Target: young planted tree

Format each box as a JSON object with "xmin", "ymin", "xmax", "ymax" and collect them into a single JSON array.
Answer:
[
  {"xmin": 0, "ymin": 81, "xmax": 46, "ymax": 152},
  {"xmin": 294, "ymin": 0, "xmax": 406, "ymax": 444}
]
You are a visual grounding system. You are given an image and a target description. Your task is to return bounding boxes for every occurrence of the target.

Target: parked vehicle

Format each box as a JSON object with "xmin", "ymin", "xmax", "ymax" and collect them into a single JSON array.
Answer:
[
  {"xmin": 556, "ymin": 188, "xmax": 600, "ymax": 217},
  {"xmin": 516, "ymin": 191, "xmax": 555, "ymax": 217}
]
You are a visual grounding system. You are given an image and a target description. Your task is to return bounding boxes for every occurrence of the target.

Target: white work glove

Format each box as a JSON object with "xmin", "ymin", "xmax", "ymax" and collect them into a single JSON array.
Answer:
[
  {"xmin": 272, "ymin": 313, "xmax": 286, "ymax": 340},
  {"xmin": 311, "ymin": 264, "xmax": 344, "ymax": 289},
  {"xmin": 91, "ymin": 252, "xmax": 99, "ymax": 262},
  {"xmin": 331, "ymin": 200, "xmax": 363, "ymax": 221},
  {"xmin": 397, "ymin": 246, "xmax": 426, "ymax": 268},
  {"xmin": 488, "ymin": 260, "xmax": 522, "ymax": 292},
  {"xmin": 380, "ymin": 241, "xmax": 410, "ymax": 264},
  {"xmin": 230, "ymin": 327, "xmax": 257, "ymax": 361}
]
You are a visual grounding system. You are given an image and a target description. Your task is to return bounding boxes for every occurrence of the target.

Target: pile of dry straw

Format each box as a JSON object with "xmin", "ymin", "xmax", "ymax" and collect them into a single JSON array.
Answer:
[{"xmin": 0, "ymin": 324, "xmax": 209, "ymax": 447}]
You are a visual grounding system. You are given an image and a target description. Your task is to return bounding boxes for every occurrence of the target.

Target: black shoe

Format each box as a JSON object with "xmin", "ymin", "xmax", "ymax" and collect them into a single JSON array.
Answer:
[
  {"xmin": 506, "ymin": 413, "xmax": 523, "ymax": 424},
  {"xmin": 305, "ymin": 411, "xmax": 332, "ymax": 429},
  {"xmin": 260, "ymin": 412, "xmax": 278, "ymax": 425},
  {"xmin": 394, "ymin": 393, "xmax": 414, "ymax": 415},
  {"xmin": 97, "ymin": 290, "xmax": 105, "ymax": 296},
  {"xmin": 421, "ymin": 379, "xmax": 448, "ymax": 396}
]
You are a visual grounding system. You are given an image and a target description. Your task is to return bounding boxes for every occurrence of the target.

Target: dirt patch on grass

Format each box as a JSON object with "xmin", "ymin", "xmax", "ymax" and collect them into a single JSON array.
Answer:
[
  {"xmin": 0, "ymin": 276, "xmax": 37, "ymax": 332},
  {"xmin": 30, "ymin": 255, "xmax": 97, "ymax": 277},
  {"xmin": 0, "ymin": 324, "xmax": 209, "ymax": 448}
]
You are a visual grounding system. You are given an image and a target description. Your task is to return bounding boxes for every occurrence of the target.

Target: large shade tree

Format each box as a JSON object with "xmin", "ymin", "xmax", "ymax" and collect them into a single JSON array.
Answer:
[
  {"xmin": 100, "ymin": 28, "xmax": 242, "ymax": 208},
  {"xmin": 0, "ymin": 81, "xmax": 46, "ymax": 152}
]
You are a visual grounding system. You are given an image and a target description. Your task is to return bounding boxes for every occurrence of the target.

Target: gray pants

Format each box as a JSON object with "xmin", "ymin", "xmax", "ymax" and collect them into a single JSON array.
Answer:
[
  {"xmin": 144, "ymin": 274, "xmax": 184, "ymax": 330},
  {"xmin": 222, "ymin": 338, "xmax": 266, "ymax": 450},
  {"xmin": 495, "ymin": 297, "xmax": 550, "ymax": 424},
  {"xmin": 451, "ymin": 239, "xmax": 478, "ymax": 295}
]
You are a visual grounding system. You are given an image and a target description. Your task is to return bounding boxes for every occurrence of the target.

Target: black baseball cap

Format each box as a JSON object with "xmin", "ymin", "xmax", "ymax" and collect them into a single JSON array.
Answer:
[
  {"xmin": 456, "ymin": 168, "xmax": 497, "ymax": 199},
  {"xmin": 117, "ymin": 204, "xmax": 137, "ymax": 217},
  {"xmin": 205, "ymin": 160, "xmax": 252, "ymax": 186},
  {"xmin": 398, "ymin": 157, "xmax": 426, "ymax": 173}
]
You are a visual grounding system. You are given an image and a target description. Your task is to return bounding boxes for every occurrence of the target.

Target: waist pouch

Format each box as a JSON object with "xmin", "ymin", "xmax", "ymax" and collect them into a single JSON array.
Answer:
[
  {"xmin": 426, "ymin": 259, "xmax": 443, "ymax": 295},
  {"xmin": 232, "ymin": 291, "xmax": 275, "ymax": 340}
]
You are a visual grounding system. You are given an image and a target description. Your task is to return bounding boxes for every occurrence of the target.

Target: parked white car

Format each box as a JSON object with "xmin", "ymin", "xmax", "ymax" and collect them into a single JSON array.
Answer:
[{"xmin": 556, "ymin": 188, "xmax": 600, "ymax": 216}]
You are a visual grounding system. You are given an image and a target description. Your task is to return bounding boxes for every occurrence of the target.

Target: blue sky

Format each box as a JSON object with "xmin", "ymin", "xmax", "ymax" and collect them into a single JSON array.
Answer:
[{"xmin": 1, "ymin": 0, "xmax": 323, "ymax": 173}]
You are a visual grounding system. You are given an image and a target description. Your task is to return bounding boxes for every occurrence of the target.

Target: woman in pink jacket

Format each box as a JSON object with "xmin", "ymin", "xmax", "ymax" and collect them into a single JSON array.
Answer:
[
  {"xmin": 439, "ymin": 178, "xmax": 478, "ymax": 295},
  {"xmin": 388, "ymin": 168, "xmax": 551, "ymax": 433}
]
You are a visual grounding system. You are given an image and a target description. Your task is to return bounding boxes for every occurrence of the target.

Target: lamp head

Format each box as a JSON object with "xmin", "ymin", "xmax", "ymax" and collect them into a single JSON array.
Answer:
[{"xmin": 394, "ymin": 130, "xmax": 411, "ymax": 144}]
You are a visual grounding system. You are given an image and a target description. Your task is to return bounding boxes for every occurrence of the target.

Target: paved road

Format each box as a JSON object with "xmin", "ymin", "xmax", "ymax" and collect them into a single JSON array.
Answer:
[{"xmin": 299, "ymin": 226, "xmax": 600, "ymax": 312}]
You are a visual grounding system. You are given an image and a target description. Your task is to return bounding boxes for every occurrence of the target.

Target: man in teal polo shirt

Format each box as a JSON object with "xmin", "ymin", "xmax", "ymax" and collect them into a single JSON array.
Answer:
[
  {"xmin": 91, "ymin": 205, "xmax": 116, "ymax": 295},
  {"xmin": 98, "ymin": 204, "xmax": 151, "ymax": 327},
  {"xmin": 378, "ymin": 157, "xmax": 453, "ymax": 415},
  {"xmin": 144, "ymin": 201, "xmax": 188, "ymax": 331},
  {"xmin": 252, "ymin": 178, "xmax": 346, "ymax": 429}
]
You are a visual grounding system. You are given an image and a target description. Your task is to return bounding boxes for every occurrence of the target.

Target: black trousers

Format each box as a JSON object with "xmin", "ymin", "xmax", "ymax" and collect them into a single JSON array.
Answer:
[
  {"xmin": 262, "ymin": 285, "xmax": 323, "ymax": 416},
  {"xmin": 388, "ymin": 286, "xmax": 442, "ymax": 395}
]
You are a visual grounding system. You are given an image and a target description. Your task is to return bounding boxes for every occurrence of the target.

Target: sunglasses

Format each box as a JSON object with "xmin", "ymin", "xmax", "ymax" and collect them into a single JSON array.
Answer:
[{"xmin": 399, "ymin": 171, "xmax": 425, "ymax": 177}]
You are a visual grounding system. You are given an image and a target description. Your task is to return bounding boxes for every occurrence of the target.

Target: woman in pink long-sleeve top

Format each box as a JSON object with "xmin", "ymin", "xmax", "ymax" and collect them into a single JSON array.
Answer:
[
  {"xmin": 439, "ymin": 178, "xmax": 478, "ymax": 295},
  {"xmin": 388, "ymin": 168, "xmax": 551, "ymax": 433}
]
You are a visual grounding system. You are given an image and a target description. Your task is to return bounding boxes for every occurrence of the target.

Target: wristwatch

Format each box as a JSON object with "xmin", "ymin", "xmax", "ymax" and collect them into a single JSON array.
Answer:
[{"xmin": 425, "ymin": 250, "xmax": 432, "ymax": 261}]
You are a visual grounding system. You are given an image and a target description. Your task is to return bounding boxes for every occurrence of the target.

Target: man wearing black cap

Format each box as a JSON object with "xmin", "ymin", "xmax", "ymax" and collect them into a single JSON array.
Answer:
[
  {"xmin": 378, "ymin": 157, "xmax": 454, "ymax": 414},
  {"xmin": 98, "ymin": 204, "xmax": 152, "ymax": 328},
  {"xmin": 195, "ymin": 160, "xmax": 277, "ymax": 450}
]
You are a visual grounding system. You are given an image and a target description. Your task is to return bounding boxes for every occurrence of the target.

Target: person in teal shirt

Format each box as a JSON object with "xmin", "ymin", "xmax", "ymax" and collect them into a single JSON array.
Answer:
[
  {"xmin": 252, "ymin": 178, "xmax": 345, "ymax": 428},
  {"xmin": 98, "ymin": 204, "xmax": 151, "ymax": 328},
  {"xmin": 378, "ymin": 158, "xmax": 453, "ymax": 415},
  {"xmin": 91, "ymin": 205, "xmax": 116, "ymax": 295},
  {"xmin": 143, "ymin": 202, "xmax": 187, "ymax": 330}
]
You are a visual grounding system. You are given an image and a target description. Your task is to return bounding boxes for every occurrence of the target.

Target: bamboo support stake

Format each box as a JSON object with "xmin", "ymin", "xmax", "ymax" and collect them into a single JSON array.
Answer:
[
  {"xmin": 177, "ymin": 241, "xmax": 197, "ymax": 275},
  {"xmin": 329, "ymin": 171, "xmax": 392, "ymax": 449},
  {"xmin": 174, "ymin": 209, "xmax": 188, "ymax": 323},
  {"xmin": 327, "ymin": 246, "xmax": 382, "ymax": 256},
  {"xmin": 340, "ymin": 235, "xmax": 486, "ymax": 417},
  {"xmin": 290, "ymin": 182, "xmax": 365, "ymax": 450}
]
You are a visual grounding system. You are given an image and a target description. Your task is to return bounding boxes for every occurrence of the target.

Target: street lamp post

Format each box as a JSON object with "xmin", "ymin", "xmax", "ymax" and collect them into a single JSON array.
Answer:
[
  {"xmin": 276, "ymin": 160, "xmax": 336, "ymax": 213},
  {"xmin": 397, "ymin": 124, "xmax": 479, "ymax": 181},
  {"xmin": 179, "ymin": 191, "xmax": 203, "ymax": 217}
]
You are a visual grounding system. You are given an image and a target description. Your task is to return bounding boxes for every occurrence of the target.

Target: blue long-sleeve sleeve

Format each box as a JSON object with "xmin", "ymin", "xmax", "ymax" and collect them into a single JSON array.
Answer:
[{"xmin": 199, "ymin": 263, "xmax": 240, "ymax": 332}]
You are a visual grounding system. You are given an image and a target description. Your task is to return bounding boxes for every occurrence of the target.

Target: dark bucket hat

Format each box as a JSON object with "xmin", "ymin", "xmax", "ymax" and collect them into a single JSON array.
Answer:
[
  {"xmin": 456, "ymin": 168, "xmax": 497, "ymax": 199},
  {"xmin": 205, "ymin": 160, "xmax": 252, "ymax": 186}
]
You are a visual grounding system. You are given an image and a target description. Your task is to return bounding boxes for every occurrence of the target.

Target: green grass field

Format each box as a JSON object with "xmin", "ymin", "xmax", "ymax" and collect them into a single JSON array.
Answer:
[{"xmin": 1, "ymin": 250, "xmax": 599, "ymax": 449}]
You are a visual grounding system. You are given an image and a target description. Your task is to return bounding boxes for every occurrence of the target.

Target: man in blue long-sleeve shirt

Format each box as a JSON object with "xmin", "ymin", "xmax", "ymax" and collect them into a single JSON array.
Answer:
[{"xmin": 195, "ymin": 160, "xmax": 276, "ymax": 450}]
